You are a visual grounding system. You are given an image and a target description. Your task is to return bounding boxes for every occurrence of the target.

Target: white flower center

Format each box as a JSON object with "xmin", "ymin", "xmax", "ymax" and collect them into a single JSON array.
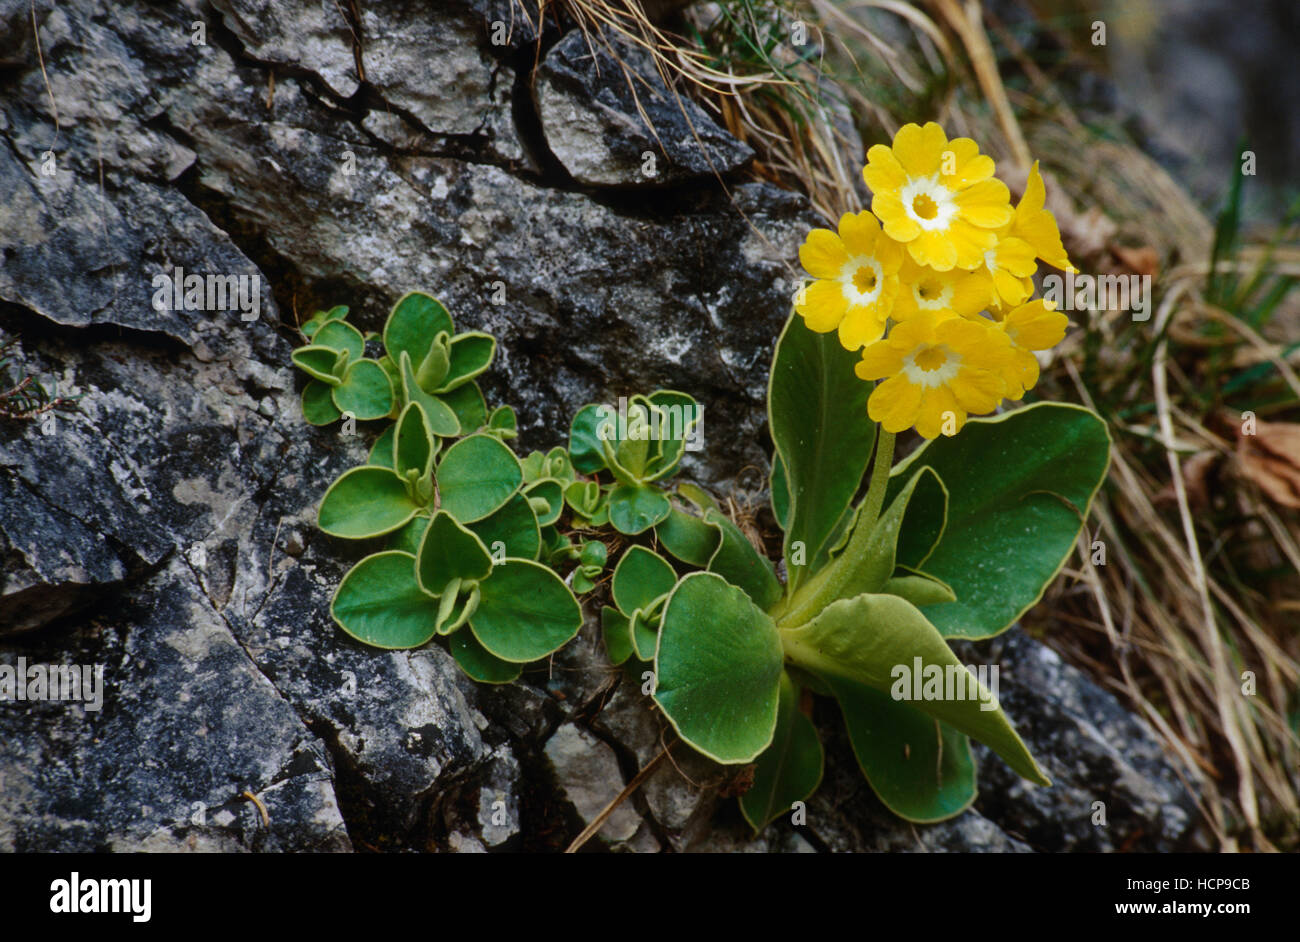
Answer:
[
  {"xmin": 901, "ymin": 176, "xmax": 958, "ymax": 232},
  {"xmin": 839, "ymin": 256, "xmax": 884, "ymax": 307},
  {"xmin": 902, "ymin": 344, "xmax": 961, "ymax": 388}
]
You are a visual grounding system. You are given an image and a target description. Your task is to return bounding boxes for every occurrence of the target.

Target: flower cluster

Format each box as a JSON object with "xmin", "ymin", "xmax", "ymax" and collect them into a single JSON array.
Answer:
[{"xmin": 795, "ymin": 122, "xmax": 1073, "ymax": 438}]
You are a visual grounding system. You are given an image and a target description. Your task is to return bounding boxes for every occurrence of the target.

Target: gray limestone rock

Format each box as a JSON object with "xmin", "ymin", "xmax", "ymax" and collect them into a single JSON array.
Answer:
[{"xmin": 535, "ymin": 26, "xmax": 755, "ymax": 186}]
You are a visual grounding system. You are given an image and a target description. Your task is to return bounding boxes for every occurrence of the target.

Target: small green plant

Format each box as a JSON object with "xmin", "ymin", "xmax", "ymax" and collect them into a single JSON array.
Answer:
[
  {"xmin": 296, "ymin": 287, "xmax": 1108, "ymax": 831},
  {"xmin": 569, "ymin": 390, "xmax": 703, "ymax": 534},
  {"xmin": 298, "ymin": 114, "xmax": 1115, "ymax": 833},
  {"xmin": 0, "ymin": 331, "xmax": 79, "ymax": 422},
  {"xmin": 297, "ymin": 293, "xmax": 591, "ymax": 683}
]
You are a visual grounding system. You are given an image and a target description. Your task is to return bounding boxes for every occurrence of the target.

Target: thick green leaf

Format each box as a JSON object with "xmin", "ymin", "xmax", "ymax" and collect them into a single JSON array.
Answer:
[
  {"xmin": 332, "ymin": 359, "xmax": 394, "ymax": 421},
  {"xmin": 642, "ymin": 389, "xmax": 701, "ymax": 481},
  {"xmin": 676, "ymin": 482, "xmax": 718, "ymax": 513},
  {"xmin": 539, "ymin": 525, "xmax": 570, "ymax": 564},
  {"xmin": 313, "ymin": 319, "xmax": 366, "ymax": 362},
  {"xmin": 520, "ymin": 451, "xmax": 547, "ymax": 482},
  {"xmin": 467, "ymin": 493, "xmax": 540, "ymax": 561},
  {"xmin": 564, "ymin": 479, "xmax": 602, "ymax": 515},
  {"xmin": 781, "ymin": 593, "xmax": 1049, "ymax": 786},
  {"xmin": 739, "ymin": 672, "xmax": 824, "ymax": 831},
  {"xmin": 568, "ymin": 403, "xmax": 609, "ymax": 474},
  {"xmin": 524, "ymin": 478, "xmax": 565, "ymax": 526},
  {"xmin": 451, "ymin": 628, "xmax": 522, "ymax": 683},
  {"xmin": 824, "ymin": 674, "xmax": 977, "ymax": 822},
  {"xmin": 703, "ymin": 509, "xmax": 782, "ymax": 610},
  {"xmin": 630, "ymin": 608, "xmax": 660, "ymax": 662},
  {"xmin": 653, "ymin": 572, "xmax": 784, "ymax": 763},
  {"xmin": 544, "ymin": 446, "xmax": 576, "ymax": 483},
  {"xmin": 438, "ymin": 433, "xmax": 523, "ymax": 523},
  {"xmin": 655, "ymin": 504, "xmax": 719, "ymax": 566},
  {"xmin": 399, "ymin": 350, "xmax": 460, "ymax": 437},
  {"xmin": 302, "ymin": 380, "xmax": 342, "ymax": 425},
  {"xmin": 331, "ymin": 551, "xmax": 439, "ymax": 649},
  {"xmin": 416, "ymin": 511, "xmax": 493, "ymax": 595},
  {"xmin": 601, "ymin": 606, "xmax": 635, "ymax": 666},
  {"xmin": 439, "ymin": 332, "xmax": 495, "ymax": 391},
  {"xmin": 579, "ymin": 540, "xmax": 607, "ymax": 569},
  {"xmin": 394, "ymin": 402, "xmax": 435, "ymax": 479},
  {"xmin": 318, "ymin": 466, "xmax": 420, "ymax": 539},
  {"xmin": 886, "ymin": 402, "xmax": 1110, "ymax": 639},
  {"xmin": 488, "ymin": 404, "xmax": 517, "ymax": 438},
  {"xmin": 414, "ymin": 333, "xmax": 452, "ymax": 391},
  {"xmin": 607, "ymin": 483, "xmax": 671, "ymax": 535},
  {"xmin": 609, "ymin": 425, "xmax": 650, "ymax": 484},
  {"xmin": 892, "ymin": 467, "xmax": 948, "ymax": 571},
  {"xmin": 388, "ymin": 514, "xmax": 429, "ymax": 554},
  {"xmin": 384, "ymin": 291, "xmax": 453, "ymax": 367},
  {"xmin": 768, "ymin": 314, "xmax": 876, "ymax": 590},
  {"xmin": 301, "ymin": 304, "xmax": 348, "ymax": 339},
  {"xmin": 770, "ymin": 451, "xmax": 790, "ymax": 531},
  {"xmin": 442, "ymin": 381, "xmax": 488, "ymax": 433},
  {"xmin": 433, "ymin": 581, "xmax": 479, "ymax": 636},
  {"xmin": 883, "ymin": 569, "xmax": 956, "ymax": 607},
  {"xmin": 292, "ymin": 345, "xmax": 343, "ymax": 384},
  {"xmin": 368, "ymin": 424, "xmax": 397, "ymax": 469},
  {"xmin": 470, "ymin": 560, "xmax": 582, "ymax": 662},
  {"xmin": 612, "ymin": 545, "xmax": 676, "ymax": 615}
]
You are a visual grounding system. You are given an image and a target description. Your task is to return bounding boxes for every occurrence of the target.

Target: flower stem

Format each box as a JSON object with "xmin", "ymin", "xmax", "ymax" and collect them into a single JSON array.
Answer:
[
  {"xmin": 775, "ymin": 428, "xmax": 896, "ymax": 629},
  {"xmin": 859, "ymin": 429, "xmax": 896, "ymax": 538}
]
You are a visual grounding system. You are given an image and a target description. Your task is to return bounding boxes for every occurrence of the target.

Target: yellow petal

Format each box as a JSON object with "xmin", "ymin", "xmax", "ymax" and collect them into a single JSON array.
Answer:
[
  {"xmin": 910, "ymin": 229, "xmax": 958, "ymax": 271},
  {"xmin": 863, "ymin": 144, "xmax": 908, "ymax": 194},
  {"xmin": 796, "ymin": 279, "xmax": 848, "ymax": 333},
  {"xmin": 873, "ymin": 192, "xmax": 920, "ymax": 242},
  {"xmin": 1003, "ymin": 347, "xmax": 1041, "ymax": 399},
  {"xmin": 941, "ymin": 138, "xmax": 995, "ymax": 188},
  {"xmin": 915, "ymin": 386, "xmax": 962, "ymax": 439},
  {"xmin": 856, "ymin": 339, "xmax": 902, "ymax": 380},
  {"xmin": 799, "ymin": 228, "xmax": 849, "ymax": 279},
  {"xmin": 1005, "ymin": 299, "xmax": 1068, "ymax": 350},
  {"xmin": 992, "ymin": 267, "xmax": 1032, "ymax": 306},
  {"xmin": 1013, "ymin": 163, "xmax": 1073, "ymax": 270},
  {"xmin": 838, "ymin": 211, "xmax": 881, "ymax": 258},
  {"xmin": 1018, "ymin": 161, "xmax": 1046, "ymax": 213},
  {"xmin": 947, "ymin": 221, "xmax": 998, "ymax": 270},
  {"xmin": 994, "ymin": 236, "xmax": 1038, "ymax": 277},
  {"xmin": 890, "ymin": 309, "xmax": 940, "ymax": 348},
  {"xmin": 1014, "ymin": 209, "xmax": 1073, "ymax": 272},
  {"xmin": 868, "ymin": 374, "xmax": 923, "ymax": 433},
  {"xmin": 955, "ymin": 178, "xmax": 1014, "ymax": 228},
  {"xmin": 948, "ymin": 367, "xmax": 1004, "ymax": 414},
  {"xmin": 837, "ymin": 302, "xmax": 886, "ymax": 350},
  {"xmin": 892, "ymin": 122, "xmax": 946, "ymax": 177},
  {"xmin": 875, "ymin": 232, "xmax": 906, "ymax": 273},
  {"xmin": 952, "ymin": 269, "xmax": 993, "ymax": 315}
]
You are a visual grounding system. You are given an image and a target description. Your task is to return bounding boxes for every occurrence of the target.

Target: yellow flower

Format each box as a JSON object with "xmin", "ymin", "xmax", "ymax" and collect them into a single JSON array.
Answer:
[
  {"xmin": 975, "ymin": 233, "xmax": 1038, "ymax": 308},
  {"xmin": 999, "ymin": 299, "xmax": 1069, "ymax": 399},
  {"xmin": 797, "ymin": 210, "xmax": 904, "ymax": 349},
  {"xmin": 892, "ymin": 256, "xmax": 989, "ymax": 323},
  {"xmin": 855, "ymin": 310, "xmax": 1015, "ymax": 438},
  {"xmin": 863, "ymin": 122, "xmax": 1014, "ymax": 272},
  {"xmin": 1010, "ymin": 161, "xmax": 1074, "ymax": 272}
]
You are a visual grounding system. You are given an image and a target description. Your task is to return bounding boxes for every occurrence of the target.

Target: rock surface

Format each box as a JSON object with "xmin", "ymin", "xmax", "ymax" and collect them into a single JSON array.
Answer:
[
  {"xmin": 535, "ymin": 26, "xmax": 755, "ymax": 186},
  {"xmin": 0, "ymin": 0, "xmax": 1203, "ymax": 852}
]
